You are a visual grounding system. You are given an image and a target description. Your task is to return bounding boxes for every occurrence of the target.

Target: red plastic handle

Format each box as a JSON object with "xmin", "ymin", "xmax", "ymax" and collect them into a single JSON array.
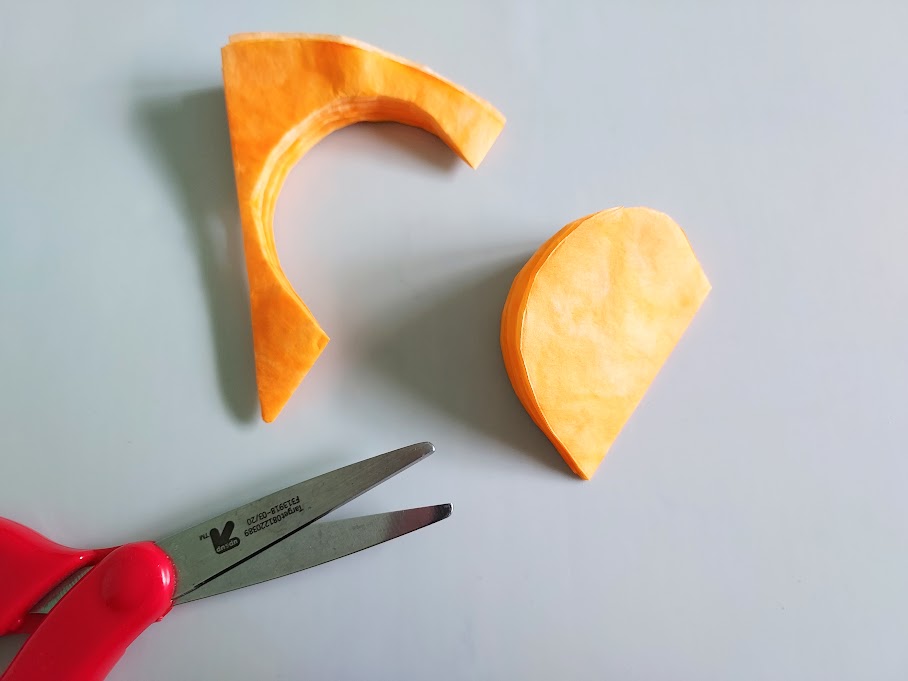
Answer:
[
  {"xmin": 2, "ymin": 542, "xmax": 175, "ymax": 681},
  {"xmin": 0, "ymin": 518, "xmax": 109, "ymax": 635}
]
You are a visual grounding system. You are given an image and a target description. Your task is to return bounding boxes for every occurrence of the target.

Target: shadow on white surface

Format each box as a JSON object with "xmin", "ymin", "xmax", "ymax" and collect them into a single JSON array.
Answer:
[
  {"xmin": 0, "ymin": 635, "xmax": 26, "ymax": 673},
  {"xmin": 131, "ymin": 87, "xmax": 259, "ymax": 423},
  {"xmin": 362, "ymin": 254, "xmax": 574, "ymax": 478}
]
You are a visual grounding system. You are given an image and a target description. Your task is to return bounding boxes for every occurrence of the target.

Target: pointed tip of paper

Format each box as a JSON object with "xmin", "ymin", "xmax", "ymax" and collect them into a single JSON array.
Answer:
[
  {"xmin": 255, "ymin": 341, "xmax": 327, "ymax": 424},
  {"xmin": 258, "ymin": 381, "xmax": 290, "ymax": 423},
  {"xmin": 566, "ymin": 456, "xmax": 596, "ymax": 481}
]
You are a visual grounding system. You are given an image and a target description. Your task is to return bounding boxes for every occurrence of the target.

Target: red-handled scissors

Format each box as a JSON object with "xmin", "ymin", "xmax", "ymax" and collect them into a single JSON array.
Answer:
[{"xmin": 0, "ymin": 442, "xmax": 450, "ymax": 681}]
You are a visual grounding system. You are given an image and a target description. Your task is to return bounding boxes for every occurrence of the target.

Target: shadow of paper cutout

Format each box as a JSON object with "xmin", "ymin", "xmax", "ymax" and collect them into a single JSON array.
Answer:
[
  {"xmin": 360, "ymin": 253, "xmax": 574, "ymax": 478},
  {"xmin": 132, "ymin": 88, "xmax": 257, "ymax": 422}
]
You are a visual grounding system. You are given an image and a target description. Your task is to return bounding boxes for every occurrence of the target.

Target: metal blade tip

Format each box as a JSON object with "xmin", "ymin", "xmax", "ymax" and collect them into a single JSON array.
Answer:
[{"xmin": 412, "ymin": 441, "xmax": 435, "ymax": 457}]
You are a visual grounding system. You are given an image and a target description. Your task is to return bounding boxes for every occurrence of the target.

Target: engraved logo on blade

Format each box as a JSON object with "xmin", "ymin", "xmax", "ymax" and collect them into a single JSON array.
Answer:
[{"xmin": 209, "ymin": 521, "xmax": 240, "ymax": 554}]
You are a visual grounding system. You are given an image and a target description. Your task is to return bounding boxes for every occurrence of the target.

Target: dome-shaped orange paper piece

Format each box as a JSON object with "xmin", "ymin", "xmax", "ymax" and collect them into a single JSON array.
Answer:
[
  {"xmin": 501, "ymin": 207, "xmax": 711, "ymax": 479},
  {"xmin": 221, "ymin": 33, "xmax": 506, "ymax": 422}
]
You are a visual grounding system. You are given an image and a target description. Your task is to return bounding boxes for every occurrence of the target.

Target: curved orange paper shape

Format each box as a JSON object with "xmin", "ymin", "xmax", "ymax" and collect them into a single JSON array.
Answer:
[
  {"xmin": 501, "ymin": 207, "xmax": 711, "ymax": 479},
  {"xmin": 221, "ymin": 34, "xmax": 505, "ymax": 422}
]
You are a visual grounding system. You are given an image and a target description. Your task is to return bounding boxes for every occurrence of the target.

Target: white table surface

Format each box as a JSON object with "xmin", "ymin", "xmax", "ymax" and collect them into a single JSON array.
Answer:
[{"xmin": 2, "ymin": 2, "xmax": 907, "ymax": 679}]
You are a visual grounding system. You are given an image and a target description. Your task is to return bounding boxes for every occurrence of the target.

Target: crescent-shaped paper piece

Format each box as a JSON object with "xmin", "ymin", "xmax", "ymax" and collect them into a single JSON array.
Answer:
[{"xmin": 221, "ymin": 34, "xmax": 506, "ymax": 422}]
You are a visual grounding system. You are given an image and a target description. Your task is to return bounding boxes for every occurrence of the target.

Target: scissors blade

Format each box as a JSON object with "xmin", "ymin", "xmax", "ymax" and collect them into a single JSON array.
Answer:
[
  {"xmin": 158, "ymin": 442, "xmax": 435, "ymax": 601},
  {"xmin": 29, "ymin": 566, "xmax": 94, "ymax": 615},
  {"xmin": 172, "ymin": 503, "xmax": 451, "ymax": 604}
]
